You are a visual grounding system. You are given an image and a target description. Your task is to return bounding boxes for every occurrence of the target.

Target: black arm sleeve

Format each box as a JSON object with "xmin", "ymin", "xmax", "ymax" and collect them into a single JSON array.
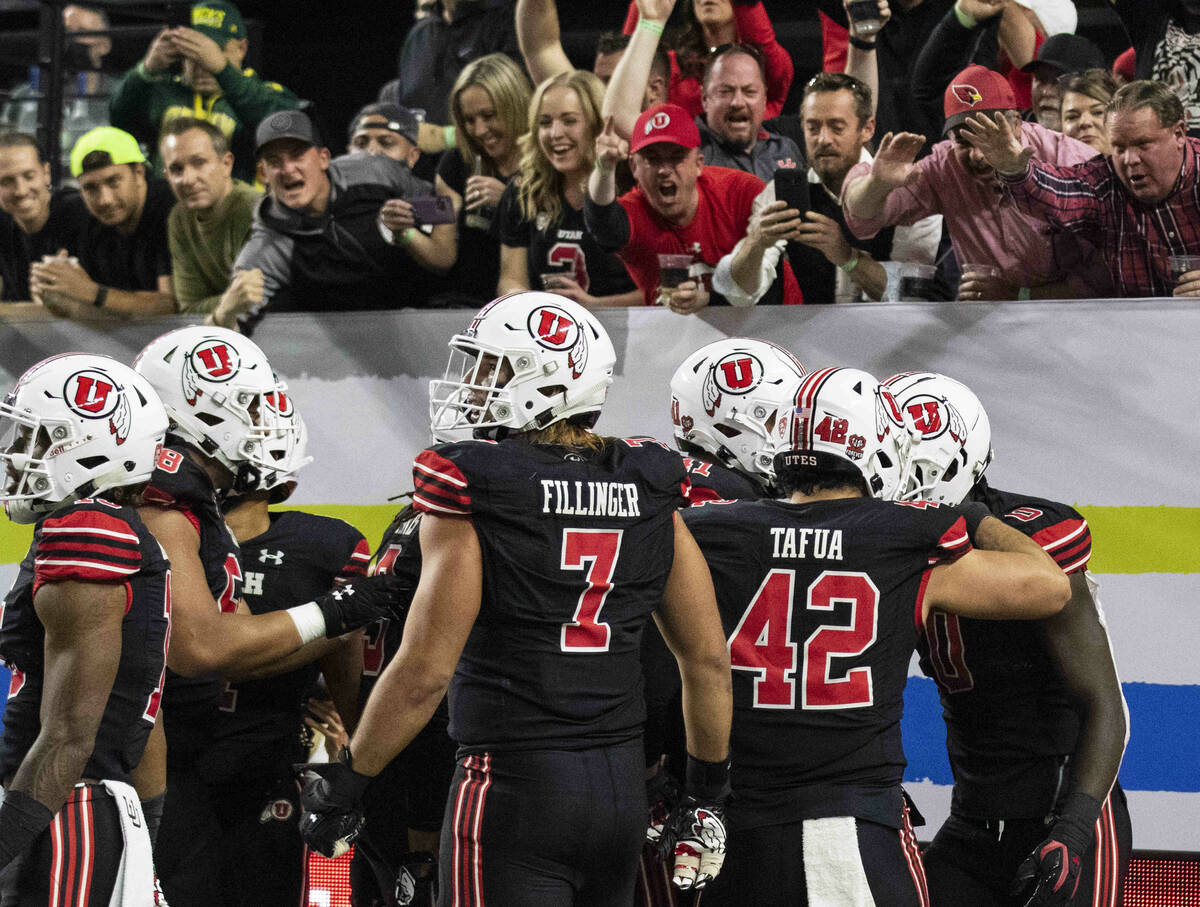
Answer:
[
  {"xmin": 1039, "ymin": 572, "xmax": 1128, "ymax": 804},
  {"xmin": 583, "ymin": 195, "xmax": 632, "ymax": 253},
  {"xmin": 911, "ymin": 8, "xmax": 997, "ymax": 128}
]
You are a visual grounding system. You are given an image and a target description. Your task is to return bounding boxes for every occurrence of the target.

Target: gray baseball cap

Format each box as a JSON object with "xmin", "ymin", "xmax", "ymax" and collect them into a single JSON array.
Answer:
[{"xmin": 255, "ymin": 110, "xmax": 322, "ymax": 156}]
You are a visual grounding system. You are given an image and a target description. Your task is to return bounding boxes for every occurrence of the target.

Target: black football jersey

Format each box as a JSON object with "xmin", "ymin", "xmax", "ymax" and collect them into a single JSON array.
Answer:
[
  {"xmin": 918, "ymin": 483, "xmax": 1094, "ymax": 819},
  {"xmin": 684, "ymin": 496, "xmax": 971, "ymax": 830},
  {"xmin": 412, "ymin": 436, "xmax": 688, "ymax": 752},
  {"xmin": 142, "ymin": 441, "xmax": 243, "ymax": 726},
  {"xmin": 209, "ymin": 511, "xmax": 368, "ymax": 764},
  {"xmin": 360, "ymin": 503, "xmax": 453, "ymax": 755},
  {"xmin": 0, "ymin": 500, "xmax": 170, "ymax": 784},
  {"xmin": 360, "ymin": 505, "xmax": 423, "ymax": 708},
  {"xmin": 681, "ymin": 457, "xmax": 764, "ymax": 505}
]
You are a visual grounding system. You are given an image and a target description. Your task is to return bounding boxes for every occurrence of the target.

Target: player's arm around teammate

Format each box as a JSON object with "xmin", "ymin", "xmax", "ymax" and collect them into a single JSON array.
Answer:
[
  {"xmin": 138, "ymin": 503, "xmax": 343, "ymax": 677},
  {"xmin": 922, "ymin": 511, "xmax": 1070, "ymax": 622}
]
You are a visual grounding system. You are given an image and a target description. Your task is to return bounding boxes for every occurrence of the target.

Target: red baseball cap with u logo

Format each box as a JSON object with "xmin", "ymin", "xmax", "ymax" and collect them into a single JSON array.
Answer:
[
  {"xmin": 630, "ymin": 103, "xmax": 701, "ymax": 154},
  {"xmin": 942, "ymin": 65, "xmax": 1017, "ymax": 135}
]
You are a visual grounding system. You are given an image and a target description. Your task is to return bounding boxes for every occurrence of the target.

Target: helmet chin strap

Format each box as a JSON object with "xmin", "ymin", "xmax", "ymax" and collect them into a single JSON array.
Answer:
[
  {"xmin": 7, "ymin": 464, "xmax": 137, "ymax": 524},
  {"xmin": 232, "ymin": 461, "xmax": 262, "ymax": 495}
]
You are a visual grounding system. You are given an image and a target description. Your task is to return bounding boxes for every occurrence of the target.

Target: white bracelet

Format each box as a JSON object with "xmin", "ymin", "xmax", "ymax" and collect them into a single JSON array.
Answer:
[{"xmin": 286, "ymin": 601, "xmax": 326, "ymax": 644}]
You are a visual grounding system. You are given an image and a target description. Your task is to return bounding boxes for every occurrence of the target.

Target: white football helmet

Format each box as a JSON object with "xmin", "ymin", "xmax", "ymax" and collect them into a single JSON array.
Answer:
[
  {"xmin": 881, "ymin": 371, "xmax": 993, "ymax": 505},
  {"xmin": 669, "ymin": 338, "xmax": 807, "ymax": 488},
  {"xmin": 429, "ymin": 292, "xmax": 616, "ymax": 441},
  {"xmin": 774, "ymin": 366, "xmax": 908, "ymax": 500},
  {"xmin": 133, "ymin": 325, "xmax": 301, "ymax": 492},
  {"xmin": 0, "ymin": 353, "xmax": 168, "ymax": 524}
]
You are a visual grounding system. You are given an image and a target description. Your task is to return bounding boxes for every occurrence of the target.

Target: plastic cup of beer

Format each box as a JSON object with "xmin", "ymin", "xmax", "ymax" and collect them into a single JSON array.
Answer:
[
  {"xmin": 958, "ymin": 263, "xmax": 1000, "ymax": 300},
  {"xmin": 1168, "ymin": 254, "xmax": 1200, "ymax": 287},
  {"xmin": 897, "ymin": 263, "xmax": 938, "ymax": 301},
  {"xmin": 657, "ymin": 254, "xmax": 693, "ymax": 306},
  {"xmin": 847, "ymin": 0, "xmax": 883, "ymax": 37}
]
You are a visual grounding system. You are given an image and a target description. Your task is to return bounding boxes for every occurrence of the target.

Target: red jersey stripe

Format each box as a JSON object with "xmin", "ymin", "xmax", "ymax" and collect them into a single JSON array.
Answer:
[
  {"xmin": 41, "ymin": 509, "xmax": 137, "ymax": 540},
  {"xmin": 412, "ymin": 493, "xmax": 471, "ymax": 516}
]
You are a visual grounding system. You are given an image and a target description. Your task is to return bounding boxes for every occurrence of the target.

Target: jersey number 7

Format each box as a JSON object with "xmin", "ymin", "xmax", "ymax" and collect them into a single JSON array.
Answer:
[
  {"xmin": 559, "ymin": 528, "xmax": 623, "ymax": 653},
  {"xmin": 729, "ymin": 569, "xmax": 880, "ymax": 710}
]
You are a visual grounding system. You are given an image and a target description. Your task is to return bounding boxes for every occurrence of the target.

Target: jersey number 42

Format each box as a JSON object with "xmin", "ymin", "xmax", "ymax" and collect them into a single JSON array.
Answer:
[{"xmin": 729, "ymin": 569, "xmax": 880, "ymax": 710}]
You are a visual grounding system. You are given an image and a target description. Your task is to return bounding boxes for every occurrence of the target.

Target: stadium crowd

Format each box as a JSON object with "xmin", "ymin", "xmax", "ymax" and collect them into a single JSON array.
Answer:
[
  {"xmin": 0, "ymin": 0, "xmax": 1158, "ymax": 904},
  {"xmin": 4, "ymin": 0, "xmax": 1200, "ymax": 326}
]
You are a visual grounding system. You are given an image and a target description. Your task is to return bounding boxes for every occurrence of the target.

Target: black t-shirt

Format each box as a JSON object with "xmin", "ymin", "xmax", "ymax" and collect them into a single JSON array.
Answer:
[
  {"xmin": 497, "ymin": 180, "xmax": 636, "ymax": 299},
  {"xmin": 0, "ymin": 188, "xmax": 88, "ymax": 300},
  {"xmin": 437, "ymin": 149, "xmax": 508, "ymax": 305},
  {"xmin": 683, "ymin": 496, "xmax": 971, "ymax": 830},
  {"xmin": 815, "ymin": 0, "xmax": 954, "ymax": 152},
  {"xmin": 77, "ymin": 178, "xmax": 174, "ymax": 292}
]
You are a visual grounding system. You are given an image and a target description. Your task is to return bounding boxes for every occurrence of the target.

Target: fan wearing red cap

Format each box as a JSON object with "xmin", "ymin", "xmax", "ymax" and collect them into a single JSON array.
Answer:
[
  {"xmin": 842, "ymin": 63, "xmax": 1106, "ymax": 301},
  {"xmin": 586, "ymin": 102, "xmax": 801, "ymax": 310}
]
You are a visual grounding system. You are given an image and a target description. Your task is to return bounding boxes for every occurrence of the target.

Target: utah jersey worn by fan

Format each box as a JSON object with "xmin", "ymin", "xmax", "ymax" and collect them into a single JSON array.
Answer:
[
  {"xmin": 685, "ymin": 497, "xmax": 970, "ymax": 831},
  {"xmin": 920, "ymin": 486, "xmax": 1093, "ymax": 818},
  {"xmin": 0, "ymin": 500, "xmax": 171, "ymax": 785},
  {"xmin": 412, "ymin": 435, "xmax": 688, "ymax": 751}
]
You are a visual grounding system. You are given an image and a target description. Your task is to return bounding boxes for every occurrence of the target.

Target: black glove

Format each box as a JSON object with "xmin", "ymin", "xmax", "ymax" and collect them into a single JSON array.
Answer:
[
  {"xmin": 315, "ymin": 572, "xmax": 412, "ymax": 638},
  {"xmin": 296, "ymin": 748, "xmax": 373, "ymax": 858},
  {"xmin": 394, "ymin": 851, "xmax": 437, "ymax": 906},
  {"xmin": 657, "ymin": 754, "xmax": 730, "ymax": 890},
  {"xmin": 645, "ymin": 765, "xmax": 680, "ymax": 846},
  {"xmin": 1012, "ymin": 791, "xmax": 1102, "ymax": 906}
]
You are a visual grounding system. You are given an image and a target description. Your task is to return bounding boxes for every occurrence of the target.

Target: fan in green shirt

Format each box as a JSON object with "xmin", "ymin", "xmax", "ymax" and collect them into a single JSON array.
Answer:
[
  {"xmin": 160, "ymin": 117, "xmax": 262, "ymax": 318},
  {"xmin": 110, "ymin": 0, "xmax": 302, "ymax": 183}
]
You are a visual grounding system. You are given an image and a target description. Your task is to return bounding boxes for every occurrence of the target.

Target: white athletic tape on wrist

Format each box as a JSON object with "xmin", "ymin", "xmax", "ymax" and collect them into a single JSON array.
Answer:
[{"xmin": 286, "ymin": 601, "xmax": 326, "ymax": 644}]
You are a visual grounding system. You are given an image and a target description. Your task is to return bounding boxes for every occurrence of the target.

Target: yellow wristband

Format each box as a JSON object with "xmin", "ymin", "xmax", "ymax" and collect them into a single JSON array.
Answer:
[
  {"xmin": 443, "ymin": 125, "xmax": 456, "ymax": 149},
  {"xmin": 638, "ymin": 18, "xmax": 665, "ymax": 36}
]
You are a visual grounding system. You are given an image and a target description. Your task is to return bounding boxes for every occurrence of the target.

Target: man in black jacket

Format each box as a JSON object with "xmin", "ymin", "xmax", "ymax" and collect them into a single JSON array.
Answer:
[{"xmin": 230, "ymin": 110, "xmax": 452, "ymax": 333}]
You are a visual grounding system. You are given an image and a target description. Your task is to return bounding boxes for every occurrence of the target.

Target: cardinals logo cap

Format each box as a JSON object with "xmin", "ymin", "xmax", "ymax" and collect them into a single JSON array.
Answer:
[{"xmin": 942, "ymin": 65, "xmax": 1017, "ymax": 136}]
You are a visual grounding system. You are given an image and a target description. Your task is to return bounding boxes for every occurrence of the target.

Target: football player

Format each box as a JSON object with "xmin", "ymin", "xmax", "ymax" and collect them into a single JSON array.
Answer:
[
  {"xmin": 349, "ymin": 502, "xmax": 456, "ymax": 907},
  {"xmin": 206, "ymin": 407, "xmax": 372, "ymax": 906},
  {"xmin": 634, "ymin": 336, "xmax": 809, "ymax": 907},
  {"xmin": 131, "ymin": 325, "xmax": 400, "ymax": 906},
  {"xmin": 0, "ymin": 354, "xmax": 170, "ymax": 903},
  {"xmin": 669, "ymin": 337, "xmax": 808, "ymax": 503},
  {"xmin": 298, "ymin": 292, "xmax": 733, "ymax": 903},
  {"xmin": 683, "ymin": 366, "xmax": 1071, "ymax": 907},
  {"xmin": 883, "ymin": 372, "xmax": 1131, "ymax": 907}
]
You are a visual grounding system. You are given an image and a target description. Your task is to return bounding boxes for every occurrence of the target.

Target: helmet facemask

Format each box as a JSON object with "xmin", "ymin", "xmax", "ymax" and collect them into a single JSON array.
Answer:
[
  {"xmin": 429, "ymin": 294, "xmax": 615, "ymax": 443},
  {"xmin": 0, "ymin": 355, "xmax": 168, "ymax": 523}
]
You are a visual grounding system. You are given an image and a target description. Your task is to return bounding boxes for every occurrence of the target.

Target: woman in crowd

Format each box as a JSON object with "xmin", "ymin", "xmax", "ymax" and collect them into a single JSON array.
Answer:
[
  {"xmin": 496, "ymin": 69, "xmax": 640, "ymax": 308},
  {"xmin": 430, "ymin": 54, "xmax": 532, "ymax": 306},
  {"xmin": 623, "ymin": 0, "xmax": 794, "ymax": 119},
  {"xmin": 1059, "ymin": 69, "xmax": 1118, "ymax": 155}
]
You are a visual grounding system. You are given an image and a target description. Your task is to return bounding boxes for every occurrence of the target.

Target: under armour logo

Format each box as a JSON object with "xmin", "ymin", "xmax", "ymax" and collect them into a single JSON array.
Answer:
[
  {"xmin": 259, "ymin": 549, "xmax": 285, "ymax": 565},
  {"xmin": 329, "ymin": 587, "xmax": 355, "ymax": 601}
]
